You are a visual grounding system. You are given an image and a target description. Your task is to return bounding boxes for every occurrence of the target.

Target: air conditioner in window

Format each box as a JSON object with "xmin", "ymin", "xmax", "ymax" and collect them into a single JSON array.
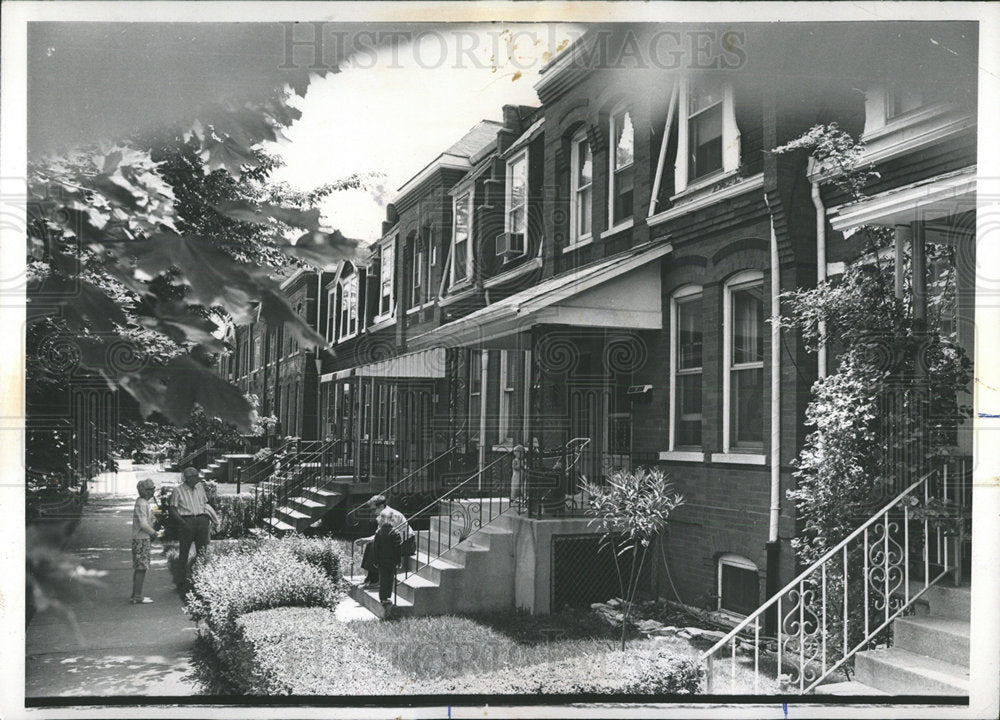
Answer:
[{"xmin": 495, "ymin": 232, "xmax": 525, "ymax": 258}]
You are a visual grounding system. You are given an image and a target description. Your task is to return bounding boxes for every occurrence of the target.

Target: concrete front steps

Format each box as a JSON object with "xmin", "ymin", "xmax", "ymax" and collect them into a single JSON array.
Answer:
[
  {"xmin": 816, "ymin": 580, "xmax": 970, "ymax": 696},
  {"xmin": 348, "ymin": 498, "xmax": 515, "ymax": 619},
  {"xmin": 263, "ymin": 479, "xmax": 351, "ymax": 535}
]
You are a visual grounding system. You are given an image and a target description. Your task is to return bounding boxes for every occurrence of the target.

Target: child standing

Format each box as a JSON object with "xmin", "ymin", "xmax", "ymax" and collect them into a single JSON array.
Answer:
[
  {"xmin": 131, "ymin": 478, "xmax": 158, "ymax": 604},
  {"xmin": 371, "ymin": 508, "xmax": 402, "ymax": 618}
]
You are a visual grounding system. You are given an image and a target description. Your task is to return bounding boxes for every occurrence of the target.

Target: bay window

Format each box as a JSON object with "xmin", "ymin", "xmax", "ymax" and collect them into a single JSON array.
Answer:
[
  {"xmin": 674, "ymin": 77, "xmax": 739, "ymax": 194},
  {"xmin": 377, "ymin": 242, "xmax": 395, "ymax": 319},
  {"xmin": 338, "ymin": 271, "xmax": 359, "ymax": 340},
  {"xmin": 608, "ymin": 106, "xmax": 634, "ymax": 228},
  {"xmin": 503, "ymin": 151, "xmax": 528, "ymax": 258},
  {"xmin": 724, "ymin": 271, "xmax": 764, "ymax": 451}
]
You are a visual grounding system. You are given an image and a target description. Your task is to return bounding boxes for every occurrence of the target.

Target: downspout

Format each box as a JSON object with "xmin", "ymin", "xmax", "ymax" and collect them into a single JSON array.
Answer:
[
  {"xmin": 763, "ymin": 194, "xmax": 782, "ymax": 632},
  {"xmin": 315, "ymin": 269, "xmax": 323, "ymax": 441},
  {"xmin": 811, "ymin": 177, "xmax": 827, "ymax": 378}
]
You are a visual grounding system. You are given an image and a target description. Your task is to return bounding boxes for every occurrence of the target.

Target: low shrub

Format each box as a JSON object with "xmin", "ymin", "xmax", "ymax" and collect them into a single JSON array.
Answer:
[
  {"xmin": 154, "ymin": 484, "xmax": 257, "ymax": 540},
  {"xmin": 185, "ymin": 544, "xmax": 341, "ymax": 646},
  {"xmin": 417, "ymin": 646, "xmax": 704, "ymax": 694},
  {"xmin": 265, "ymin": 535, "xmax": 343, "ymax": 582},
  {"xmin": 224, "ymin": 607, "xmax": 408, "ymax": 694}
]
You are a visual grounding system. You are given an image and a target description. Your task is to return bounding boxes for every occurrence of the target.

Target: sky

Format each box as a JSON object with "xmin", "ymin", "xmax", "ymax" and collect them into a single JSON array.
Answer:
[{"xmin": 265, "ymin": 24, "xmax": 583, "ymax": 243}]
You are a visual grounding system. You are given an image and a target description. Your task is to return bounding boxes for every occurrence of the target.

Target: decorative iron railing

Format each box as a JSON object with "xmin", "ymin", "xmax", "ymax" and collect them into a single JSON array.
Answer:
[
  {"xmin": 252, "ymin": 439, "xmax": 343, "ymax": 531},
  {"xmin": 236, "ymin": 437, "xmax": 296, "ymax": 491},
  {"xmin": 172, "ymin": 442, "xmax": 212, "ymax": 471},
  {"xmin": 700, "ymin": 458, "xmax": 970, "ymax": 694}
]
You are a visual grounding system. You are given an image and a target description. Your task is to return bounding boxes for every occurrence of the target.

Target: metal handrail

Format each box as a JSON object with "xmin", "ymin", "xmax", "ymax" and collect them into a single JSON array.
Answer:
[
  {"xmin": 700, "ymin": 466, "xmax": 955, "ymax": 694},
  {"xmin": 255, "ymin": 439, "xmax": 342, "ymax": 532},
  {"xmin": 239, "ymin": 437, "xmax": 296, "ymax": 488},
  {"xmin": 345, "ymin": 444, "xmax": 460, "ymax": 524},
  {"xmin": 172, "ymin": 442, "xmax": 212, "ymax": 470}
]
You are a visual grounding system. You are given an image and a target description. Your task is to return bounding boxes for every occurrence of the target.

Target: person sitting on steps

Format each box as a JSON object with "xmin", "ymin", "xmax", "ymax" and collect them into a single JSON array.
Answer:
[{"xmin": 354, "ymin": 494, "xmax": 413, "ymax": 588}]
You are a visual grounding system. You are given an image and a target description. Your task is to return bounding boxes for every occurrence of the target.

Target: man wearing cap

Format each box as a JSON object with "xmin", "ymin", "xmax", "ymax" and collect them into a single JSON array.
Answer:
[{"xmin": 169, "ymin": 467, "xmax": 220, "ymax": 587}]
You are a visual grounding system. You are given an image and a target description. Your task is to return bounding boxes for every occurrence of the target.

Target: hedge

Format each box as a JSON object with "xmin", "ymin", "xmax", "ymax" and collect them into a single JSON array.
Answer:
[
  {"xmin": 154, "ymin": 483, "xmax": 257, "ymax": 540},
  {"xmin": 225, "ymin": 607, "xmax": 409, "ymax": 695},
  {"xmin": 416, "ymin": 646, "xmax": 705, "ymax": 694},
  {"xmin": 185, "ymin": 543, "xmax": 342, "ymax": 647}
]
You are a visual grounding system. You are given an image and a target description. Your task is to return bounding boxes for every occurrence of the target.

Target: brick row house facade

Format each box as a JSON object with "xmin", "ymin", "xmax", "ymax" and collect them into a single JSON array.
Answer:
[{"xmin": 221, "ymin": 23, "xmax": 977, "ymax": 620}]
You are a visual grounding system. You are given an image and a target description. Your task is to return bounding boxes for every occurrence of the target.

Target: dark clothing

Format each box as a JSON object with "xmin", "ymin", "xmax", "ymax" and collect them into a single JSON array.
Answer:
[
  {"xmin": 372, "ymin": 524, "xmax": 402, "ymax": 567},
  {"xmin": 378, "ymin": 562, "xmax": 396, "ymax": 604},
  {"xmin": 177, "ymin": 514, "xmax": 211, "ymax": 584}
]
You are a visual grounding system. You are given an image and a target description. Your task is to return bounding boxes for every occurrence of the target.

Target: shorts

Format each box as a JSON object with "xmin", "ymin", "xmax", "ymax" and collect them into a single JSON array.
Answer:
[{"xmin": 132, "ymin": 538, "xmax": 151, "ymax": 570}]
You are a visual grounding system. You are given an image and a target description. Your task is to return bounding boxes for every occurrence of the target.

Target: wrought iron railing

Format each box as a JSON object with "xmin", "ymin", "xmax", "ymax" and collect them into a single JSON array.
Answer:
[
  {"xmin": 236, "ymin": 437, "xmax": 296, "ymax": 492},
  {"xmin": 345, "ymin": 444, "xmax": 460, "ymax": 530},
  {"xmin": 700, "ymin": 459, "xmax": 969, "ymax": 694},
  {"xmin": 347, "ymin": 449, "xmax": 514, "ymax": 586},
  {"xmin": 171, "ymin": 442, "xmax": 212, "ymax": 471},
  {"xmin": 252, "ymin": 439, "xmax": 342, "ymax": 531}
]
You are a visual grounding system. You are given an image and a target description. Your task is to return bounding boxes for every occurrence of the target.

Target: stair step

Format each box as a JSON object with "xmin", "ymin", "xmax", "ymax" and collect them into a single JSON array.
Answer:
[
  {"xmin": 854, "ymin": 646, "xmax": 969, "ymax": 695},
  {"xmin": 279, "ymin": 508, "xmax": 310, "ymax": 521},
  {"xmin": 291, "ymin": 498, "xmax": 327, "ymax": 511},
  {"xmin": 264, "ymin": 517, "xmax": 296, "ymax": 535},
  {"xmin": 813, "ymin": 681, "xmax": 888, "ymax": 696},
  {"xmin": 893, "ymin": 616, "xmax": 969, "ymax": 667},
  {"xmin": 910, "ymin": 581, "xmax": 971, "ymax": 620}
]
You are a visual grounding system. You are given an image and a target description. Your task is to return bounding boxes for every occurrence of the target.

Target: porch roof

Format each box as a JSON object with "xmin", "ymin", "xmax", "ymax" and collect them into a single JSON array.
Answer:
[
  {"xmin": 409, "ymin": 240, "xmax": 672, "ymax": 349},
  {"xmin": 320, "ymin": 347, "xmax": 446, "ymax": 383}
]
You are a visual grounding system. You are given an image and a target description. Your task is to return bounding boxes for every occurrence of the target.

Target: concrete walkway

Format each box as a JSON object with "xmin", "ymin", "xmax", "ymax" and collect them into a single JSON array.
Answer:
[{"xmin": 25, "ymin": 461, "xmax": 200, "ymax": 698}]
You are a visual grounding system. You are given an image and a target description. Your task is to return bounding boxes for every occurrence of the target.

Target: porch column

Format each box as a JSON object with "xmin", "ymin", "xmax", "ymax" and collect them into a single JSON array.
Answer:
[
  {"xmin": 478, "ymin": 349, "xmax": 488, "ymax": 487},
  {"xmin": 911, "ymin": 221, "xmax": 927, "ymax": 322},
  {"xmin": 894, "ymin": 224, "xmax": 910, "ymax": 300}
]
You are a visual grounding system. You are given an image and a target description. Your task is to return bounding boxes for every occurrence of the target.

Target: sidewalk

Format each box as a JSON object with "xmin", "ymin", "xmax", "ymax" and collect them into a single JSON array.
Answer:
[{"xmin": 25, "ymin": 461, "xmax": 200, "ymax": 698}]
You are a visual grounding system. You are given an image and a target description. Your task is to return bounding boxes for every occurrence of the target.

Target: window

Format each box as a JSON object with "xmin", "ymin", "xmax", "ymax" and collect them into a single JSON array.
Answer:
[
  {"xmin": 674, "ymin": 78, "xmax": 739, "ymax": 194},
  {"xmin": 498, "ymin": 350, "xmax": 519, "ymax": 443},
  {"xmin": 718, "ymin": 554, "xmax": 759, "ymax": 617},
  {"xmin": 505, "ymin": 151, "xmax": 528, "ymax": 239},
  {"xmin": 378, "ymin": 242, "xmax": 395, "ymax": 318},
  {"xmin": 687, "ymin": 81, "xmax": 724, "ymax": 180},
  {"xmin": 411, "ymin": 236, "xmax": 424, "ymax": 308},
  {"xmin": 252, "ymin": 336, "xmax": 261, "ymax": 369},
  {"xmin": 609, "ymin": 106, "xmax": 634, "ymax": 227},
  {"xmin": 886, "ymin": 82, "xmax": 944, "ymax": 120},
  {"xmin": 469, "ymin": 350, "xmax": 482, "ymax": 444},
  {"xmin": 452, "ymin": 190, "xmax": 473, "ymax": 285},
  {"xmin": 568, "ymin": 132, "xmax": 594, "ymax": 245},
  {"xmin": 338, "ymin": 272, "xmax": 359, "ymax": 340},
  {"xmin": 724, "ymin": 271, "xmax": 764, "ymax": 451},
  {"xmin": 670, "ymin": 286, "xmax": 703, "ymax": 449},
  {"xmin": 325, "ymin": 287, "xmax": 337, "ymax": 342}
]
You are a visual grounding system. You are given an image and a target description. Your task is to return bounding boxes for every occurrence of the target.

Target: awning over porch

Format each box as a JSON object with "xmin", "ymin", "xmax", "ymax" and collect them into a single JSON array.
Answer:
[
  {"xmin": 409, "ymin": 240, "xmax": 672, "ymax": 349},
  {"xmin": 320, "ymin": 347, "xmax": 446, "ymax": 383}
]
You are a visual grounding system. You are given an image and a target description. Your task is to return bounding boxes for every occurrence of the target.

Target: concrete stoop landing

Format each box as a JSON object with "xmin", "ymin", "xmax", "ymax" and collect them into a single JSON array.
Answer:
[
  {"xmin": 348, "ymin": 498, "xmax": 515, "ymax": 619},
  {"xmin": 815, "ymin": 581, "xmax": 970, "ymax": 696}
]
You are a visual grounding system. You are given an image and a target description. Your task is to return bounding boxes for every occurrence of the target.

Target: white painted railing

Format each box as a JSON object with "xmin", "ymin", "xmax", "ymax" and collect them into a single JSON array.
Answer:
[{"xmin": 700, "ymin": 460, "xmax": 969, "ymax": 694}]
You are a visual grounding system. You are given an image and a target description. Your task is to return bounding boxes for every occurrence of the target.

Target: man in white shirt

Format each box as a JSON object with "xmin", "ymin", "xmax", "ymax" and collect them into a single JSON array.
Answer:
[
  {"xmin": 354, "ymin": 494, "xmax": 412, "ymax": 588},
  {"xmin": 169, "ymin": 467, "xmax": 219, "ymax": 587}
]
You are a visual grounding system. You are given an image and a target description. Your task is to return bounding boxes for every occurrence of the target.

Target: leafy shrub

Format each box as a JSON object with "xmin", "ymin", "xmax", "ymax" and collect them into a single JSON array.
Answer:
[
  {"xmin": 154, "ymin": 483, "xmax": 256, "ymax": 540},
  {"xmin": 265, "ymin": 535, "xmax": 343, "ymax": 582},
  {"xmin": 417, "ymin": 646, "xmax": 704, "ymax": 694},
  {"xmin": 224, "ymin": 607, "xmax": 407, "ymax": 694},
  {"xmin": 185, "ymin": 543, "xmax": 341, "ymax": 646}
]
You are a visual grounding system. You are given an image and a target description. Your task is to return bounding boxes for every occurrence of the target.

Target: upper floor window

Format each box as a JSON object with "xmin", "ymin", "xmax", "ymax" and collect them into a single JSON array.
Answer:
[
  {"xmin": 670, "ymin": 286, "xmax": 703, "ymax": 449},
  {"xmin": 338, "ymin": 271, "xmax": 359, "ymax": 340},
  {"xmin": 674, "ymin": 78, "xmax": 739, "ymax": 194},
  {"xmin": 377, "ymin": 242, "xmax": 395, "ymax": 319},
  {"xmin": 570, "ymin": 132, "xmax": 593, "ymax": 245},
  {"xmin": 325, "ymin": 287, "xmax": 337, "ymax": 342},
  {"xmin": 862, "ymin": 82, "xmax": 951, "ymax": 140},
  {"xmin": 724, "ymin": 271, "xmax": 764, "ymax": 451},
  {"xmin": 609, "ymin": 106, "xmax": 634, "ymax": 228},
  {"xmin": 501, "ymin": 151, "xmax": 528, "ymax": 260},
  {"xmin": 451, "ymin": 190, "xmax": 473, "ymax": 286},
  {"xmin": 411, "ymin": 235, "xmax": 425, "ymax": 308}
]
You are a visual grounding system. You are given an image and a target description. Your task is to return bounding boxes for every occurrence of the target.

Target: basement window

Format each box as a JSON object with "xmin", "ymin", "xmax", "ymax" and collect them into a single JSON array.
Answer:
[{"xmin": 718, "ymin": 553, "xmax": 759, "ymax": 617}]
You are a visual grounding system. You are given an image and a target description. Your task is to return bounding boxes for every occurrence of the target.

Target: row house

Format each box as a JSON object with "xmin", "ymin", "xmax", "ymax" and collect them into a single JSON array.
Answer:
[{"xmin": 224, "ymin": 23, "xmax": 977, "ymax": 625}]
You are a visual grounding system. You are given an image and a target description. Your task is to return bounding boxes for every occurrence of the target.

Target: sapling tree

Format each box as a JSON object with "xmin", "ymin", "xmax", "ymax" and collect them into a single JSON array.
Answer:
[{"xmin": 582, "ymin": 467, "xmax": 684, "ymax": 651}]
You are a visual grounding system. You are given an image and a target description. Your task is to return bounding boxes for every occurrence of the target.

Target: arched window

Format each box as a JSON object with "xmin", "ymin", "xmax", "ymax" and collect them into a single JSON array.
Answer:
[{"xmin": 717, "ymin": 553, "xmax": 759, "ymax": 617}]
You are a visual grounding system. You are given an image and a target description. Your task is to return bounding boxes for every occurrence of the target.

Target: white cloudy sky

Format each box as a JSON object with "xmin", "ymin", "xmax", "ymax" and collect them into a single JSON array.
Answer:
[{"xmin": 266, "ymin": 24, "xmax": 583, "ymax": 242}]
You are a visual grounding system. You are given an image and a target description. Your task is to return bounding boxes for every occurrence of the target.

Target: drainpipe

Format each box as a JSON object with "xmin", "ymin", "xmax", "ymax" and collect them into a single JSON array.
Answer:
[
  {"xmin": 764, "ymin": 195, "xmax": 782, "ymax": 633},
  {"xmin": 315, "ymin": 269, "xmax": 323, "ymax": 442},
  {"xmin": 811, "ymin": 180, "xmax": 827, "ymax": 378}
]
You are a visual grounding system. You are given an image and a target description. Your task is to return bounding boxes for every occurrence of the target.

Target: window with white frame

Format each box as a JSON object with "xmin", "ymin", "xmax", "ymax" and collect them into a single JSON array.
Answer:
[
  {"xmin": 724, "ymin": 271, "xmax": 764, "ymax": 451},
  {"xmin": 338, "ymin": 271, "xmax": 359, "ymax": 340},
  {"xmin": 378, "ymin": 242, "xmax": 395, "ymax": 318},
  {"xmin": 609, "ymin": 106, "xmax": 634, "ymax": 227},
  {"xmin": 325, "ymin": 287, "xmax": 337, "ymax": 342},
  {"xmin": 717, "ymin": 554, "xmax": 759, "ymax": 617},
  {"xmin": 452, "ymin": 190, "xmax": 473, "ymax": 285},
  {"xmin": 675, "ymin": 78, "xmax": 739, "ymax": 194},
  {"xmin": 570, "ymin": 132, "xmax": 593, "ymax": 244},
  {"xmin": 505, "ymin": 151, "xmax": 528, "ymax": 251},
  {"xmin": 498, "ymin": 350, "xmax": 519, "ymax": 443},
  {"xmin": 670, "ymin": 286, "xmax": 703, "ymax": 449}
]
